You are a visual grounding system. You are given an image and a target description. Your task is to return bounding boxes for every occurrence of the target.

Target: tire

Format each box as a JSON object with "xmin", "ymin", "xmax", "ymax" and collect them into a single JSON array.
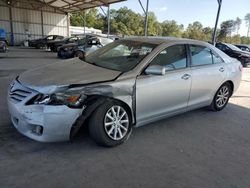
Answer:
[
  {"xmin": 89, "ymin": 100, "xmax": 132, "ymax": 147},
  {"xmin": 74, "ymin": 51, "xmax": 84, "ymax": 58},
  {"xmin": 209, "ymin": 82, "xmax": 232, "ymax": 111},
  {"xmin": 35, "ymin": 44, "xmax": 42, "ymax": 49},
  {"xmin": 3, "ymin": 44, "xmax": 7, "ymax": 52},
  {"xmin": 51, "ymin": 46, "xmax": 57, "ymax": 52},
  {"xmin": 57, "ymin": 50, "xmax": 65, "ymax": 59},
  {"xmin": 57, "ymin": 50, "xmax": 62, "ymax": 58}
]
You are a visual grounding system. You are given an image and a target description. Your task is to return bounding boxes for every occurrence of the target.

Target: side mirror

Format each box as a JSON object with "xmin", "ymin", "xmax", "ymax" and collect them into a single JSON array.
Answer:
[{"xmin": 145, "ymin": 65, "xmax": 165, "ymax": 76}]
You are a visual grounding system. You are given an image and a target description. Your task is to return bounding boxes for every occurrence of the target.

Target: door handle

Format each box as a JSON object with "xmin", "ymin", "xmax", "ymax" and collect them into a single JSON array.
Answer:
[
  {"xmin": 219, "ymin": 67, "xmax": 225, "ymax": 72},
  {"xmin": 181, "ymin": 74, "xmax": 191, "ymax": 80}
]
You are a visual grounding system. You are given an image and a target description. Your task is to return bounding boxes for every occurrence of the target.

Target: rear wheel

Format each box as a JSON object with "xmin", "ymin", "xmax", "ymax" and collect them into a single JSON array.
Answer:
[
  {"xmin": 35, "ymin": 44, "xmax": 42, "ymax": 49},
  {"xmin": 50, "ymin": 46, "xmax": 57, "ymax": 52},
  {"xmin": 89, "ymin": 100, "xmax": 132, "ymax": 147},
  {"xmin": 74, "ymin": 51, "xmax": 84, "ymax": 58},
  {"xmin": 57, "ymin": 50, "xmax": 66, "ymax": 59},
  {"xmin": 209, "ymin": 82, "xmax": 232, "ymax": 111},
  {"xmin": 3, "ymin": 44, "xmax": 7, "ymax": 52}
]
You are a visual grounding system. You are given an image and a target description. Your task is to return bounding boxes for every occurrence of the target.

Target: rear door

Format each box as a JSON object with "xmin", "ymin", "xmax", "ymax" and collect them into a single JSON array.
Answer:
[{"xmin": 188, "ymin": 45, "xmax": 227, "ymax": 109}]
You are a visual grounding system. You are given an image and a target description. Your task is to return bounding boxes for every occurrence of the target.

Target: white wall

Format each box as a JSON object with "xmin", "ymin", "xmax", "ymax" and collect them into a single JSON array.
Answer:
[
  {"xmin": 70, "ymin": 26, "xmax": 102, "ymax": 35},
  {"xmin": 43, "ymin": 12, "xmax": 68, "ymax": 36},
  {"xmin": 0, "ymin": 2, "xmax": 68, "ymax": 45},
  {"xmin": 0, "ymin": 6, "xmax": 10, "ymax": 35}
]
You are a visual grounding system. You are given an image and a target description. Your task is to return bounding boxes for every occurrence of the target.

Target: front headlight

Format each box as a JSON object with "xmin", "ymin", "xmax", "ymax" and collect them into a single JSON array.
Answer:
[{"xmin": 33, "ymin": 92, "xmax": 86, "ymax": 108}]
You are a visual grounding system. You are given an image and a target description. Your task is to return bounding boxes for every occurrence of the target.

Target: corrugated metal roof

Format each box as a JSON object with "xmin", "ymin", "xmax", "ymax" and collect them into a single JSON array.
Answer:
[{"xmin": 38, "ymin": 0, "xmax": 126, "ymax": 12}]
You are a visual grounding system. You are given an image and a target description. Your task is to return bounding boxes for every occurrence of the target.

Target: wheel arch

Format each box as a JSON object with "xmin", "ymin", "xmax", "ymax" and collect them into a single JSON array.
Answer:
[
  {"xmin": 86, "ymin": 95, "xmax": 134, "ymax": 121},
  {"xmin": 224, "ymin": 80, "xmax": 234, "ymax": 96},
  {"xmin": 70, "ymin": 95, "xmax": 135, "ymax": 140}
]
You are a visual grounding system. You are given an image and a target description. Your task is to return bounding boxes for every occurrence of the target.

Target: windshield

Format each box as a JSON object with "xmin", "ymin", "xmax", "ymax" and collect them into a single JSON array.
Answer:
[
  {"xmin": 226, "ymin": 43, "xmax": 242, "ymax": 51},
  {"xmin": 85, "ymin": 40, "xmax": 157, "ymax": 72}
]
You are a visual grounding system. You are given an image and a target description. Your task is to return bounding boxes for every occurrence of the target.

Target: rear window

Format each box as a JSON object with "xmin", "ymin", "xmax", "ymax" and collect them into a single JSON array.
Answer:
[{"xmin": 190, "ymin": 45, "xmax": 213, "ymax": 66}]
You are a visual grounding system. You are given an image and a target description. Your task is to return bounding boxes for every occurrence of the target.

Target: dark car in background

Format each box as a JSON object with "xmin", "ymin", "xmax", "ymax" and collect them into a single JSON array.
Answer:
[
  {"xmin": 0, "ymin": 41, "xmax": 7, "ymax": 52},
  {"xmin": 28, "ymin": 35, "xmax": 64, "ymax": 49},
  {"xmin": 234, "ymin": 44, "xmax": 250, "ymax": 52},
  {"xmin": 57, "ymin": 35, "xmax": 113, "ymax": 59},
  {"xmin": 47, "ymin": 36, "xmax": 83, "ymax": 52},
  {"xmin": 216, "ymin": 42, "xmax": 250, "ymax": 67}
]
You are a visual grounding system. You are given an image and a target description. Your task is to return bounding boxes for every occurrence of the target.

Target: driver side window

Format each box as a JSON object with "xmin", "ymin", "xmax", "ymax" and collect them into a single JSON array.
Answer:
[{"xmin": 150, "ymin": 45, "xmax": 187, "ymax": 71}]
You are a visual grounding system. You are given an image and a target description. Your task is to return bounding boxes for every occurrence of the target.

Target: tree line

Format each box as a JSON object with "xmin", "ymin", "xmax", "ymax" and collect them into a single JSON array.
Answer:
[{"xmin": 70, "ymin": 7, "xmax": 250, "ymax": 44}]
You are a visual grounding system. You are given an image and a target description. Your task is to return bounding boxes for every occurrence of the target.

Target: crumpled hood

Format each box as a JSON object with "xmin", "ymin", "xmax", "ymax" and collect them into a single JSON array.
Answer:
[{"xmin": 19, "ymin": 58, "xmax": 121, "ymax": 89}]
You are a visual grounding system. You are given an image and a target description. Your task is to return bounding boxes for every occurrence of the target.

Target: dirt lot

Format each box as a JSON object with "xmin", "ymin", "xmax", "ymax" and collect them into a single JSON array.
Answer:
[{"xmin": 0, "ymin": 47, "xmax": 250, "ymax": 188}]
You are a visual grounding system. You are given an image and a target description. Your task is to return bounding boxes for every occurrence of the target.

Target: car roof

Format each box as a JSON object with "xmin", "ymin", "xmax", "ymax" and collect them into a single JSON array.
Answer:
[
  {"xmin": 120, "ymin": 37, "xmax": 233, "ymax": 63},
  {"xmin": 122, "ymin": 37, "xmax": 207, "ymax": 45}
]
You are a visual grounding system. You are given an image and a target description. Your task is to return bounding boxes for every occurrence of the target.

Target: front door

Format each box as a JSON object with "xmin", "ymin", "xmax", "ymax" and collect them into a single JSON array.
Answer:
[{"xmin": 136, "ymin": 44, "xmax": 192, "ymax": 124}]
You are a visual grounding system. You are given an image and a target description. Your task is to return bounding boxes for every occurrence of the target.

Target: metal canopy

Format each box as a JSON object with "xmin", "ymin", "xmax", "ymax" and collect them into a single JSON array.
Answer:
[
  {"xmin": 39, "ymin": 0, "xmax": 126, "ymax": 12},
  {"xmin": 1, "ymin": 0, "xmax": 126, "ymax": 13}
]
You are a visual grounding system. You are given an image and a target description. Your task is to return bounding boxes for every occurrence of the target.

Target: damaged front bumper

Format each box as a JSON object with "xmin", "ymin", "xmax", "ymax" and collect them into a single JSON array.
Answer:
[
  {"xmin": 8, "ymin": 99, "xmax": 84, "ymax": 142},
  {"xmin": 7, "ymin": 80, "xmax": 85, "ymax": 142}
]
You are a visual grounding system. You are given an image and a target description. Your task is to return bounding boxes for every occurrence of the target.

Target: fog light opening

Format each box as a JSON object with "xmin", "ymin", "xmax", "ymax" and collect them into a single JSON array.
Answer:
[{"xmin": 34, "ymin": 125, "xmax": 43, "ymax": 135}]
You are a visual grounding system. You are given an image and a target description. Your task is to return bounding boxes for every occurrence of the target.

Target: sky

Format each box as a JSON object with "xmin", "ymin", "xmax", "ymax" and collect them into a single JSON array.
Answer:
[{"xmin": 110, "ymin": 0, "xmax": 250, "ymax": 36}]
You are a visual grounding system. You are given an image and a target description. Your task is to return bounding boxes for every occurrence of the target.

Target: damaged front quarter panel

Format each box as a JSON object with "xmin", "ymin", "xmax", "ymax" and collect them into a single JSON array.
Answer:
[{"xmin": 69, "ymin": 77, "xmax": 137, "ymax": 139}]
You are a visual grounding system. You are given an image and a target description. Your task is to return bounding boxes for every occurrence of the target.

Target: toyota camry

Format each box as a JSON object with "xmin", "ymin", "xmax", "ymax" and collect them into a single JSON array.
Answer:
[{"xmin": 8, "ymin": 37, "xmax": 242, "ymax": 147}]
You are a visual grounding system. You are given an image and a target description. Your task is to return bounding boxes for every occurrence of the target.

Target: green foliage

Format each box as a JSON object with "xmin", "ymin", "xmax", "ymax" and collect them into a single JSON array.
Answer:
[
  {"xmin": 183, "ymin": 21, "xmax": 212, "ymax": 41},
  {"xmin": 245, "ymin": 13, "xmax": 250, "ymax": 37},
  {"xmin": 147, "ymin": 12, "xmax": 162, "ymax": 36},
  {"xmin": 70, "ymin": 9, "xmax": 104, "ymax": 30},
  {"xmin": 218, "ymin": 20, "xmax": 236, "ymax": 40},
  {"xmin": 235, "ymin": 17, "xmax": 242, "ymax": 35},
  {"xmin": 70, "ymin": 8, "xmax": 250, "ymax": 44},
  {"xmin": 241, "ymin": 36, "xmax": 250, "ymax": 44},
  {"xmin": 109, "ymin": 7, "xmax": 144, "ymax": 35},
  {"xmin": 161, "ymin": 20, "xmax": 183, "ymax": 37}
]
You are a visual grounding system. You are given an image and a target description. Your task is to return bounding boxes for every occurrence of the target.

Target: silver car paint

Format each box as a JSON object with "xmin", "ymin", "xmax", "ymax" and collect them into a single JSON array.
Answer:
[
  {"xmin": 7, "ymin": 79, "xmax": 84, "ymax": 142},
  {"xmin": 19, "ymin": 58, "xmax": 121, "ymax": 88},
  {"xmin": 136, "ymin": 68, "xmax": 192, "ymax": 125},
  {"xmin": 7, "ymin": 38, "xmax": 242, "ymax": 142}
]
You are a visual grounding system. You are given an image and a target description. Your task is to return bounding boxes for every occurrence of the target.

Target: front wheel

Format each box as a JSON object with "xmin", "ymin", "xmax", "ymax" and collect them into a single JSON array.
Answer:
[
  {"xmin": 209, "ymin": 82, "xmax": 232, "ymax": 111},
  {"xmin": 35, "ymin": 44, "xmax": 42, "ymax": 49},
  {"xmin": 89, "ymin": 100, "xmax": 132, "ymax": 147},
  {"xmin": 50, "ymin": 46, "xmax": 57, "ymax": 52}
]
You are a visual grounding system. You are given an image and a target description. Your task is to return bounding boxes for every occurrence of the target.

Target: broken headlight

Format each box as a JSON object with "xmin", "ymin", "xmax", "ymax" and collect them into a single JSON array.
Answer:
[{"xmin": 32, "ymin": 92, "xmax": 86, "ymax": 108}]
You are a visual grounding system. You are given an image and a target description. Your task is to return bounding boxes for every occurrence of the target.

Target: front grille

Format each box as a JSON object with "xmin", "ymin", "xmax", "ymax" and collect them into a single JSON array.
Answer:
[
  {"xmin": 9, "ymin": 80, "xmax": 33, "ymax": 103},
  {"xmin": 9, "ymin": 89, "xmax": 32, "ymax": 102}
]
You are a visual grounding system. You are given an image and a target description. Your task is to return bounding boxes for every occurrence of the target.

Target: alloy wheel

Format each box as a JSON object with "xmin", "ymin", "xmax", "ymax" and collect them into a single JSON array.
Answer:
[
  {"xmin": 216, "ymin": 85, "xmax": 229, "ymax": 108},
  {"xmin": 104, "ymin": 105, "xmax": 129, "ymax": 141}
]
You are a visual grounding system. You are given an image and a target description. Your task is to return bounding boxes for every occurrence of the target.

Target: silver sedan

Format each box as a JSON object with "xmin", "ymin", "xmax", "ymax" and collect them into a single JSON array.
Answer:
[{"xmin": 7, "ymin": 37, "xmax": 242, "ymax": 147}]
